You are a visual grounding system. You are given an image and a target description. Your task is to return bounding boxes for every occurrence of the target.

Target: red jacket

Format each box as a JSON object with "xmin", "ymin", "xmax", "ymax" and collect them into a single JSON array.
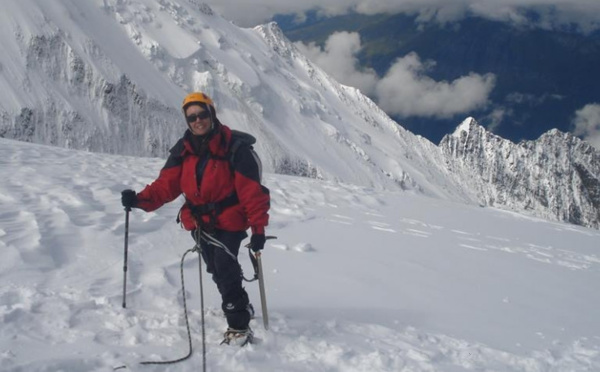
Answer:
[{"xmin": 136, "ymin": 125, "xmax": 270, "ymax": 234}]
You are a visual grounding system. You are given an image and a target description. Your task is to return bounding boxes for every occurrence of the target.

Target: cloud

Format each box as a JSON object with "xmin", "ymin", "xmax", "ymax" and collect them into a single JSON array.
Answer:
[
  {"xmin": 375, "ymin": 53, "xmax": 496, "ymax": 118},
  {"xmin": 505, "ymin": 92, "xmax": 565, "ymax": 105},
  {"xmin": 482, "ymin": 108, "xmax": 511, "ymax": 133},
  {"xmin": 572, "ymin": 103, "xmax": 600, "ymax": 150},
  {"xmin": 466, "ymin": 1, "xmax": 600, "ymax": 34},
  {"xmin": 205, "ymin": 1, "xmax": 600, "ymax": 33},
  {"xmin": 296, "ymin": 32, "xmax": 496, "ymax": 119},
  {"xmin": 294, "ymin": 32, "xmax": 378, "ymax": 95}
]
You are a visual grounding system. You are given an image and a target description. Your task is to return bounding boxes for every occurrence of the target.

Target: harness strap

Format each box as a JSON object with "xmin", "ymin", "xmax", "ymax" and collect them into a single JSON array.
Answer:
[
  {"xmin": 189, "ymin": 192, "xmax": 239, "ymax": 216},
  {"xmin": 178, "ymin": 192, "xmax": 239, "ymax": 232},
  {"xmin": 176, "ymin": 193, "xmax": 239, "ymax": 221}
]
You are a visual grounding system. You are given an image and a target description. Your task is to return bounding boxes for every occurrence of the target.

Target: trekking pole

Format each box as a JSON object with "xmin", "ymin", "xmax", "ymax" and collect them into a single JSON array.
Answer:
[
  {"xmin": 122, "ymin": 206, "xmax": 131, "ymax": 309},
  {"xmin": 197, "ymin": 245, "xmax": 207, "ymax": 372}
]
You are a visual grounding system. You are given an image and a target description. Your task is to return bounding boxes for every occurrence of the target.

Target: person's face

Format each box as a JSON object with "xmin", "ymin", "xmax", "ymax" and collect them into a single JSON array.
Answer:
[{"xmin": 185, "ymin": 105, "xmax": 212, "ymax": 136}]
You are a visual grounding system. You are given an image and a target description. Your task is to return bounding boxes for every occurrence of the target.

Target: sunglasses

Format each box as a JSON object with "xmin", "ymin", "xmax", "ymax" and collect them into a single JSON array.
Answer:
[{"xmin": 186, "ymin": 111, "xmax": 211, "ymax": 123}]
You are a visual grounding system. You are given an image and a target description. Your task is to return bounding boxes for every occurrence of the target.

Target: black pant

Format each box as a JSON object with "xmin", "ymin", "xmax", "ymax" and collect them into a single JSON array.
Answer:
[{"xmin": 195, "ymin": 229, "xmax": 250, "ymax": 330}]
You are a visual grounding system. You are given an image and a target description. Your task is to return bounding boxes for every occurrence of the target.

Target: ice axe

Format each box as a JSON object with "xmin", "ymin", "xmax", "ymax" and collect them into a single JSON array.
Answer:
[{"xmin": 245, "ymin": 236, "xmax": 277, "ymax": 330}]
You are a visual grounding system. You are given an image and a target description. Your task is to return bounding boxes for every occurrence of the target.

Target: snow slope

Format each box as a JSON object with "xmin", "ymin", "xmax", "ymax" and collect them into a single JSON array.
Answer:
[
  {"xmin": 0, "ymin": 0, "xmax": 461, "ymax": 200},
  {"xmin": 1, "ymin": 138, "xmax": 599, "ymax": 371}
]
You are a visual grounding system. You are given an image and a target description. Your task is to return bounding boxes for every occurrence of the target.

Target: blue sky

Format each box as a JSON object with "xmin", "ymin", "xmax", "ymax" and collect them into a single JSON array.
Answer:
[{"xmin": 204, "ymin": 0, "xmax": 600, "ymax": 33}]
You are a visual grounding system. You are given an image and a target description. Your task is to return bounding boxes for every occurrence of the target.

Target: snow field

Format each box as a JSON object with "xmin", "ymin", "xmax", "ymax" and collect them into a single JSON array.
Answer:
[{"xmin": 1, "ymin": 138, "xmax": 599, "ymax": 371}]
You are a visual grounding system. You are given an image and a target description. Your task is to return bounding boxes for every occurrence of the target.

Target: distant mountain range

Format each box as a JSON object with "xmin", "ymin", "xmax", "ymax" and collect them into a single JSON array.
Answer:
[
  {"xmin": 275, "ymin": 12, "xmax": 600, "ymax": 145},
  {"xmin": 0, "ymin": 1, "xmax": 598, "ymax": 228},
  {"xmin": 441, "ymin": 118, "xmax": 600, "ymax": 228}
]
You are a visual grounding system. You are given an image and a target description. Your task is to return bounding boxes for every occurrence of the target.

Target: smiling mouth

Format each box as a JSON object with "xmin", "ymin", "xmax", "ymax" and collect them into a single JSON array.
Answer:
[{"xmin": 192, "ymin": 121, "xmax": 210, "ymax": 132}]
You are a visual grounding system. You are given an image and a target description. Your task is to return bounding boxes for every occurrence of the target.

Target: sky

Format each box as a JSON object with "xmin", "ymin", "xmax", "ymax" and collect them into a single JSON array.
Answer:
[
  {"xmin": 200, "ymin": 0, "xmax": 600, "ymax": 148},
  {"xmin": 1, "ymin": 137, "xmax": 600, "ymax": 371},
  {"xmin": 205, "ymin": 0, "xmax": 600, "ymax": 33}
]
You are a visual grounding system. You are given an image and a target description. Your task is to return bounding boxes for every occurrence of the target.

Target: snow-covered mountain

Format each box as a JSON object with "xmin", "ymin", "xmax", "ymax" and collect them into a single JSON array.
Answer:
[
  {"xmin": 1, "ymin": 0, "xmax": 598, "ymax": 228},
  {"xmin": 0, "ymin": 0, "xmax": 466, "ymax": 199},
  {"xmin": 441, "ymin": 118, "xmax": 600, "ymax": 229}
]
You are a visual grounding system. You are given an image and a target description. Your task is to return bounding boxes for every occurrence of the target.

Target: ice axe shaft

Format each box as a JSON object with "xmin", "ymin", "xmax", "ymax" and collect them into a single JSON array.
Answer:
[
  {"xmin": 246, "ymin": 236, "xmax": 276, "ymax": 330},
  {"xmin": 256, "ymin": 251, "xmax": 269, "ymax": 330}
]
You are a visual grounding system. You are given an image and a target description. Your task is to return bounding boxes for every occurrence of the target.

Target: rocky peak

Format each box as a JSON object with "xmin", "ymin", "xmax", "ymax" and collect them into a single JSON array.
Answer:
[{"xmin": 440, "ymin": 119, "xmax": 600, "ymax": 228}]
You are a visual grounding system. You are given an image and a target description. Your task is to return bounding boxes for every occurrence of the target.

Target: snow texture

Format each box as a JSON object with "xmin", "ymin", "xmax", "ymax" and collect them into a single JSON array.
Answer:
[{"xmin": 1, "ymin": 138, "xmax": 600, "ymax": 371}]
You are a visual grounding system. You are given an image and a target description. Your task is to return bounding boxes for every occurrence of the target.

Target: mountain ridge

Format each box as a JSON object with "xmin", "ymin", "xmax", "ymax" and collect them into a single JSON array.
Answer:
[{"xmin": 441, "ymin": 118, "xmax": 600, "ymax": 228}]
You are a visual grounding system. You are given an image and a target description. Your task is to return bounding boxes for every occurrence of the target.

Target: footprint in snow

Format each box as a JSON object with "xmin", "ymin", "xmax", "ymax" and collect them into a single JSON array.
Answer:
[
  {"xmin": 368, "ymin": 220, "xmax": 397, "ymax": 233},
  {"xmin": 271, "ymin": 243, "xmax": 316, "ymax": 253},
  {"xmin": 271, "ymin": 243, "xmax": 290, "ymax": 251},
  {"xmin": 293, "ymin": 243, "xmax": 316, "ymax": 253},
  {"xmin": 326, "ymin": 214, "xmax": 354, "ymax": 225}
]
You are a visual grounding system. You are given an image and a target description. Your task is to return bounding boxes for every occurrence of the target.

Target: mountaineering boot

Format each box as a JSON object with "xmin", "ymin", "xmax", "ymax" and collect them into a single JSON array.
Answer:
[{"xmin": 220, "ymin": 327, "xmax": 254, "ymax": 346}]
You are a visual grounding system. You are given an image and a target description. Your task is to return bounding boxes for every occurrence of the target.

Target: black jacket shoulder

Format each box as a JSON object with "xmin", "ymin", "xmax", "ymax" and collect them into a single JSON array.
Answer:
[{"xmin": 162, "ymin": 137, "xmax": 186, "ymax": 170}]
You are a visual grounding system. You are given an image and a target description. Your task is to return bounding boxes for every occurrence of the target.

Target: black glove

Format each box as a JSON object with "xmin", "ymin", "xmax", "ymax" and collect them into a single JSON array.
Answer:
[
  {"xmin": 249, "ymin": 233, "xmax": 266, "ymax": 252},
  {"xmin": 121, "ymin": 189, "xmax": 138, "ymax": 209}
]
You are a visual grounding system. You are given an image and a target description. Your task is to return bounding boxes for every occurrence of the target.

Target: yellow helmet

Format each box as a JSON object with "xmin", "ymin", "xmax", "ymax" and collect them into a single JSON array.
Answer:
[{"xmin": 182, "ymin": 92, "xmax": 214, "ymax": 110}]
